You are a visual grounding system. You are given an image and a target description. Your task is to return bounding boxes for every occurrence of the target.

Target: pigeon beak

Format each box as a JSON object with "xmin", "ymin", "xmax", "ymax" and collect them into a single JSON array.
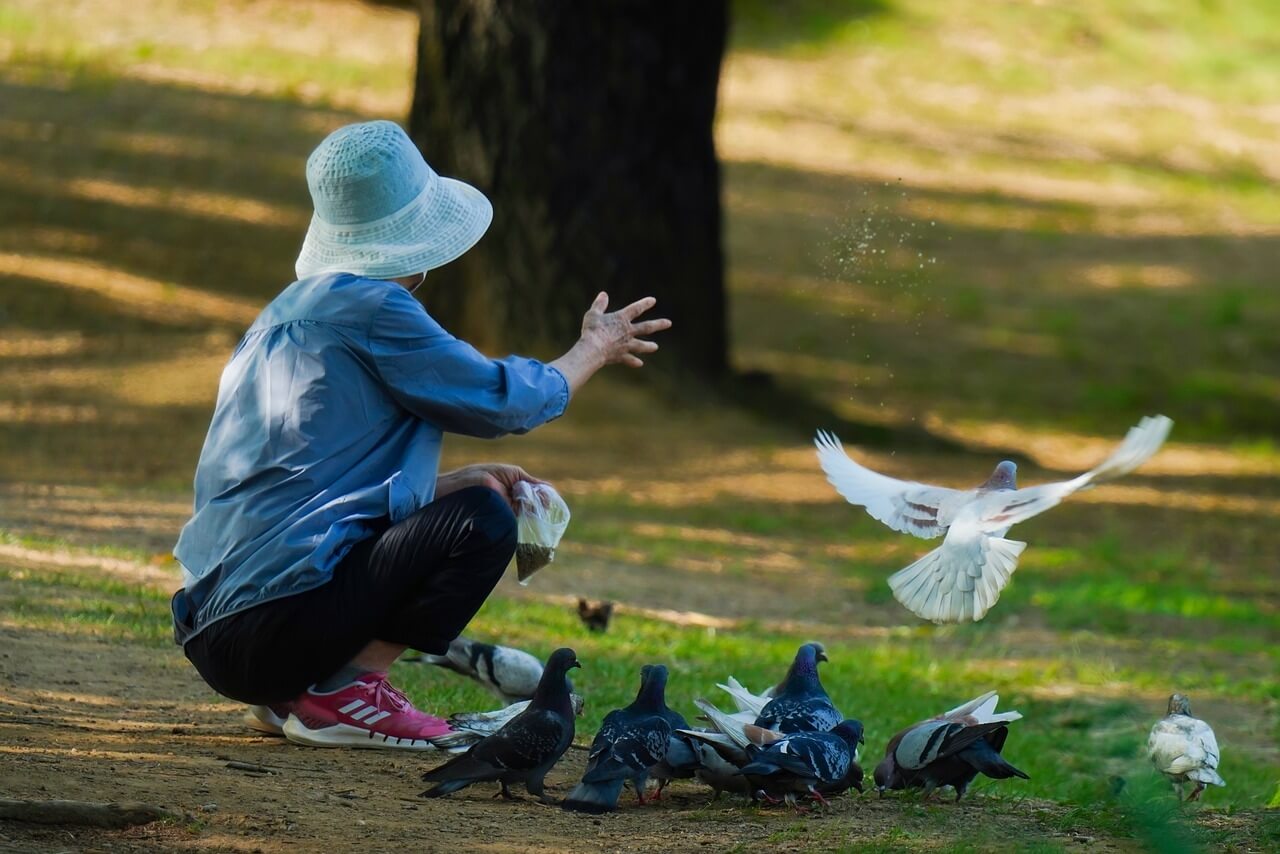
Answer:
[
  {"xmin": 570, "ymin": 659, "xmax": 582, "ymax": 669},
  {"xmin": 816, "ymin": 651, "xmax": 829, "ymax": 663}
]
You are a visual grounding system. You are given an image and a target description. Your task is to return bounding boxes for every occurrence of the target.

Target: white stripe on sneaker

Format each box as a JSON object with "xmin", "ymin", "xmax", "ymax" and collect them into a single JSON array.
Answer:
[
  {"xmin": 350, "ymin": 706, "xmax": 377, "ymax": 722},
  {"xmin": 338, "ymin": 699, "xmax": 365, "ymax": 715},
  {"xmin": 364, "ymin": 711, "xmax": 391, "ymax": 725}
]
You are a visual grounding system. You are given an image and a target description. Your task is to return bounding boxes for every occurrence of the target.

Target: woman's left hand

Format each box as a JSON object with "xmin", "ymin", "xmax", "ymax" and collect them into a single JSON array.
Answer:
[{"xmin": 437, "ymin": 463, "xmax": 545, "ymax": 508}]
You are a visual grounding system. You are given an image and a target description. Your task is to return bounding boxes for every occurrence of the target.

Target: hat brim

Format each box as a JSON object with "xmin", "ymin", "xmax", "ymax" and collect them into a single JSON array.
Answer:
[{"xmin": 295, "ymin": 176, "xmax": 493, "ymax": 280}]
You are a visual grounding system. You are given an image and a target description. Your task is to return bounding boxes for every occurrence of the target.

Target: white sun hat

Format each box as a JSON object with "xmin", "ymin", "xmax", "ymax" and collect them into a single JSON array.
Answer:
[{"xmin": 294, "ymin": 120, "xmax": 493, "ymax": 280}]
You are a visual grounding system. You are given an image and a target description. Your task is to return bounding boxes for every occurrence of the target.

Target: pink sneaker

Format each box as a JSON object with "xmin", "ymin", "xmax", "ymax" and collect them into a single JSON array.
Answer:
[
  {"xmin": 243, "ymin": 703, "xmax": 292, "ymax": 736},
  {"xmin": 282, "ymin": 673, "xmax": 450, "ymax": 750}
]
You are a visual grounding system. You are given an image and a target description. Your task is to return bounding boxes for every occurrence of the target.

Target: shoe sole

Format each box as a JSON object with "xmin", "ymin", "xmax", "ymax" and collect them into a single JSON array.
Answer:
[
  {"xmin": 282, "ymin": 716, "xmax": 440, "ymax": 751},
  {"xmin": 243, "ymin": 707, "xmax": 287, "ymax": 736}
]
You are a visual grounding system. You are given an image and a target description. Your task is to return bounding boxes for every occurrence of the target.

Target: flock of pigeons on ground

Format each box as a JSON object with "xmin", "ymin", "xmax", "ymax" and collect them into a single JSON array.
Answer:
[
  {"xmin": 411, "ymin": 414, "xmax": 1224, "ymax": 810},
  {"xmin": 415, "ymin": 639, "xmax": 1224, "ymax": 810}
]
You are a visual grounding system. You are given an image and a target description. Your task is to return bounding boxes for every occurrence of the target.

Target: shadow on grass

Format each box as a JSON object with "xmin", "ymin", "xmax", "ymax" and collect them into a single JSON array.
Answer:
[{"xmin": 2, "ymin": 55, "xmax": 1279, "ymax": 493}]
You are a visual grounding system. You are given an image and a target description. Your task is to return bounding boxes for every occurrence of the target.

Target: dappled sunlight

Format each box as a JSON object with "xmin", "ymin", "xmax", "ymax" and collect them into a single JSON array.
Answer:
[
  {"xmin": 67, "ymin": 176, "xmax": 308, "ymax": 228},
  {"xmin": 920, "ymin": 418, "xmax": 1280, "ymax": 476},
  {"xmin": 0, "ymin": 1, "xmax": 1275, "ymax": 843},
  {"xmin": 4, "ymin": 348, "xmax": 232, "ymax": 408},
  {"xmin": 745, "ymin": 348, "xmax": 895, "ymax": 386},
  {"xmin": 0, "ymin": 546, "xmax": 180, "ymax": 589},
  {"xmin": 718, "ymin": 111, "xmax": 1161, "ymax": 209},
  {"xmin": 1072, "ymin": 484, "xmax": 1280, "ymax": 518},
  {"xmin": 1079, "ymin": 262, "xmax": 1197, "ymax": 290},
  {"xmin": 0, "ymin": 401, "xmax": 131, "ymax": 426},
  {"xmin": 0, "ymin": 332, "xmax": 86, "ymax": 358},
  {"xmin": 0, "ymin": 253, "xmax": 260, "ymax": 327}
]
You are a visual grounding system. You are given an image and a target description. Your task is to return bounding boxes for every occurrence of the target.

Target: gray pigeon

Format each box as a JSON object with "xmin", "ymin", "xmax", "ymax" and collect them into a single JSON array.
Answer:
[
  {"xmin": 679, "ymin": 698, "xmax": 786, "ymax": 799},
  {"xmin": 641, "ymin": 665, "xmax": 701, "ymax": 799},
  {"xmin": 562, "ymin": 665, "xmax": 673, "ymax": 813},
  {"xmin": 414, "ymin": 636, "xmax": 552, "ymax": 704},
  {"xmin": 419, "ymin": 648, "xmax": 579, "ymax": 802},
  {"xmin": 816, "ymin": 415, "xmax": 1172, "ymax": 623},
  {"xmin": 754, "ymin": 643, "xmax": 842, "ymax": 733},
  {"xmin": 1147, "ymin": 693, "xmax": 1224, "ymax": 801},
  {"xmin": 874, "ymin": 691, "xmax": 1027, "ymax": 801},
  {"xmin": 739, "ymin": 720, "xmax": 866, "ymax": 809},
  {"xmin": 431, "ymin": 693, "xmax": 586, "ymax": 753}
]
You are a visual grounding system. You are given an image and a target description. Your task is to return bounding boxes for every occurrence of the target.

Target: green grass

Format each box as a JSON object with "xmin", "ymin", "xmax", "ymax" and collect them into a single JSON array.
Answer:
[{"xmin": 2, "ymin": 562, "xmax": 1272, "ymax": 814}]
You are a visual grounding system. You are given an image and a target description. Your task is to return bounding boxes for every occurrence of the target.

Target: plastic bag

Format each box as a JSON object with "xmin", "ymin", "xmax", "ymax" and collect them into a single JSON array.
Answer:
[{"xmin": 512, "ymin": 481, "xmax": 570, "ymax": 585}]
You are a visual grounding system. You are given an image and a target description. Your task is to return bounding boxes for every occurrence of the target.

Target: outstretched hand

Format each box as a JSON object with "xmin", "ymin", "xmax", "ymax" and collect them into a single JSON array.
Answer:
[
  {"xmin": 550, "ymin": 293, "xmax": 672, "ymax": 395},
  {"xmin": 579, "ymin": 292, "xmax": 671, "ymax": 368}
]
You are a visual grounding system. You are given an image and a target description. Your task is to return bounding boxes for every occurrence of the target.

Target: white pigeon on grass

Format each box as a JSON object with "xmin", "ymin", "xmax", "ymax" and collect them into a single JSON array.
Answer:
[
  {"xmin": 815, "ymin": 415, "xmax": 1173, "ymax": 623},
  {"xmin": 1147, "ymin": 693, "xmax": 1225, "ymax": 801}
]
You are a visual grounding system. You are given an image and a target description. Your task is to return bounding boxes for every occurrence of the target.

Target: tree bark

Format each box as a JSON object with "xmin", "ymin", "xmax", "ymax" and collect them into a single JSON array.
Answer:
[{"xmin": 410, "ymin": 0, "xmax": 728, "ymax": 376}]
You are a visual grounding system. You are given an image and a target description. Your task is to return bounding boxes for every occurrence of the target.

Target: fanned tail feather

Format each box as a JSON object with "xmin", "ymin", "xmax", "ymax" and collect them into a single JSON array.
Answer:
[
  {"xmin": 694, "ymin": 698, "xmax": 752, "ymax": 750},
  {"xmin": 944, "ymin": 691, "xmax": 1022, "ymax": 725},
  {"xmin": 889, "ymin": 537, "xmax": 1026, "ymax": 623},
  {"xmin": 561, "ymin": 778, "xmax": 626, "ymax": 813},
  {"xmin": 717, "ymin": 676, "xmax": 769, "ymax": 716}
]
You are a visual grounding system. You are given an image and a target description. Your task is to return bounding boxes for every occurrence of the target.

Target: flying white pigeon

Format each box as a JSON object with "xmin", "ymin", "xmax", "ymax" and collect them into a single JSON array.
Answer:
[
  {"xmin": 815, "ymin": 415, "xmax": 1173, "ymax": 623},
  {"xmin": 1147, "ymin": 693, "xmax": 1225, "ymax": 801}
]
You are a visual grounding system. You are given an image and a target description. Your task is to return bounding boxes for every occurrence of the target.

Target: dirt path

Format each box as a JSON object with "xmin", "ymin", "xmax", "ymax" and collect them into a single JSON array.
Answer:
[{"xmin": 0, "ymin": 622, "xmax": 1154, "ymax": 854}]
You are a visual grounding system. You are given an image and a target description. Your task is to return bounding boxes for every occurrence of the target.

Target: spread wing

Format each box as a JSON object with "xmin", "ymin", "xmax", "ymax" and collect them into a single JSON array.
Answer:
[
  {"xmin": 967, "ymin": 415, "xmax": 1173, "ymax": 535},
  {"xmin": 815, "ymin": 431, "xmax": 964, "ymax": 539},
  {"xmin": 888, "ymin": 520, "xmax": 1027, "ymax": 623}
]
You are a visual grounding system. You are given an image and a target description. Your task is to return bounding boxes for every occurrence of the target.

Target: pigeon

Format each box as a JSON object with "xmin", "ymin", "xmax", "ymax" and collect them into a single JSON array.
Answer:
[
  {"xmin": 562, "ymin": 665, "xmax": 674, "ymax": 813},
  {"xmin": 640, "ymin": 666, "xmax": 702, "ymax": 798},
  {"xmin": 577, "ymin": 598, "xmax": 615, "ymax": 633},
  {"xmin": 413, "ymin": 636, "xmax": 555, "ymax": 704},
  {"xmin": 679, "ymin": 698, "xmax": 786, "ymax": 799},
  {"xmin": 739, "ymin": 720, "xmax": 866, "ymax": 809},
  {"xmin": 874, "ymin": 691, "xmax": 1028, "ymax": 801},
  {"xmin": 1147, "ymin": 693, "xmax": 1225, "ymax": 801},
  {"xmin": 753, "ymin": 643, "xmax": 842, "ymax": 733},
  {"xmin": 815, "ymin": 414, "xmax": 1173, "ymax": 623},
  {"xmin": 431, "ymin": 693, "xmax": 586, "ymax": 753},
  {"xmin": 420, "ymin": 647, "xmax": 580, "ymax": 802}
]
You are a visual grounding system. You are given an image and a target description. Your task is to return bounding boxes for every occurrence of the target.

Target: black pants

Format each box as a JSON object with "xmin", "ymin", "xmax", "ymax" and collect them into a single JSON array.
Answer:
[{"xmin": 183, "ymin": 486, "xmax": 517, "ymax": 705}]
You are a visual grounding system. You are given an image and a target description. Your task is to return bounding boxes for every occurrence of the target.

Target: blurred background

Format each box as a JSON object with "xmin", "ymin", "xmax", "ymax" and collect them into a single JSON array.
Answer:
[{"xmin": 0, "ymin": 1, "xmax": 1276, "ymax": 849}]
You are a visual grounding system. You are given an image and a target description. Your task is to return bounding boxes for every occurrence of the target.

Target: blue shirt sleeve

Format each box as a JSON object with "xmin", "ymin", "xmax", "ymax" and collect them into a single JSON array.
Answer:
[{"xmin": 368, "ymin": 286, "xmax": 569, "ymax": 438}]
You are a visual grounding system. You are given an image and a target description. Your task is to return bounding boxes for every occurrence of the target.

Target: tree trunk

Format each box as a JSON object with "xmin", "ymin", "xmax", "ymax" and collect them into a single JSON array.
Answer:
[{"xmin": 410, "ymin": 0, "xmax": 728, "ymax": 376}]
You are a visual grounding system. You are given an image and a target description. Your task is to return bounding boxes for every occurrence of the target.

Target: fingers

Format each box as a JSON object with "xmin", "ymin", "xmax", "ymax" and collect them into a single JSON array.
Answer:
[
  {"xmin": 589, "ymin": 291, "xmax": 609, "ymax": 314},
  {"xmin": 629, "ymin": 318, "xmax": 671, "ymax": 336},
  {"xmin": 620, "ymin": 353, "xmax": 644, "ymax": 368},
  {"xmin": 618, "ymin": 296, "xmax": 657, "ymax": 321},
  {"xmin": 628, "ymin": 338, "xmax": 659, "ymax": 355}
]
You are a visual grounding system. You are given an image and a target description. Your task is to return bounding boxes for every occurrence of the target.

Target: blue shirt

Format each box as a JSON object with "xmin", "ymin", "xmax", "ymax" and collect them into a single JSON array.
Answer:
[{"xmin": 171, "ymin": 273, "xmax": 569, "ymax": 644}]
